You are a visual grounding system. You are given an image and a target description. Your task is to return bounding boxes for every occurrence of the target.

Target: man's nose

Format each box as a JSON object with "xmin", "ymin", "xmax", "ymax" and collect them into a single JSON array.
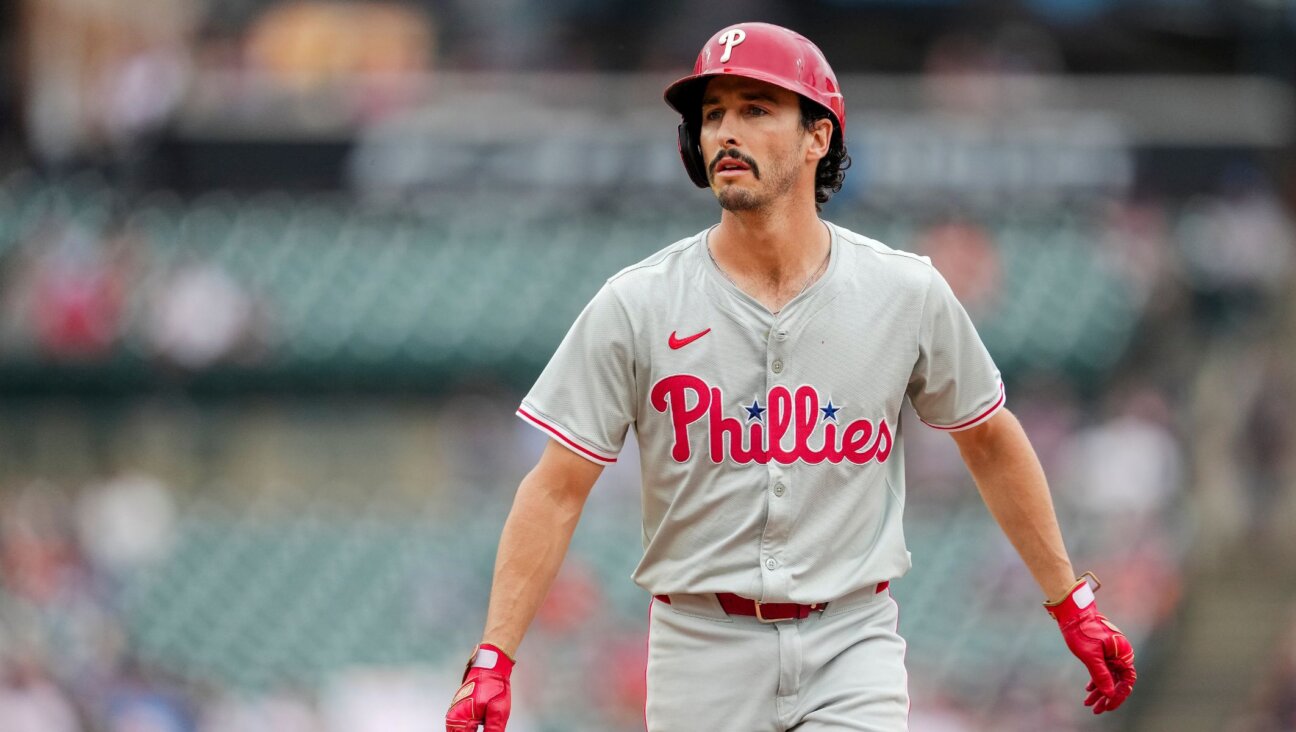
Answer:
[
  {"xmin": 715, "ymin": 109, "xmax": 746, "ymax": 147},
  {"xmin": 713, "ymin": 112, "xmax": 742, "ymax": 148}
]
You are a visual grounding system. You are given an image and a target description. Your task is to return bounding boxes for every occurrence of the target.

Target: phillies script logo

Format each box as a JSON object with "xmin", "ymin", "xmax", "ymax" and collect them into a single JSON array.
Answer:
[{"xmin": 650, "ymin": 374, "xmax": 893, "ymax": 465}]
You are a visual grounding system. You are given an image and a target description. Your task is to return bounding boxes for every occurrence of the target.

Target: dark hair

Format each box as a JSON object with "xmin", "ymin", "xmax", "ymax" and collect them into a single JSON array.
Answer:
[{"xmin": 800, "ymin": 97, "xmax": 851, "ymax": 212}]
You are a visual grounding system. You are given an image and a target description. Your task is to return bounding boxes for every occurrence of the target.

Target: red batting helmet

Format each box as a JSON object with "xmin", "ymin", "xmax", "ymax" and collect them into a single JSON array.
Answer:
[{"xmin": 664, "ymin": 22, "xmax": 845, "ymax": 188}]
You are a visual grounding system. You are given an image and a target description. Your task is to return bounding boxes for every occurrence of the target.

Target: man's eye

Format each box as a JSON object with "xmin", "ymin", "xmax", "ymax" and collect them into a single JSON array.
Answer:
[
  {"xmin": 749, "ymin": 107, "xmax": 768, "ymax": 116},
  {"xmin": 704, "ymin": 109, "xmax": 723, "ymax": 121}
]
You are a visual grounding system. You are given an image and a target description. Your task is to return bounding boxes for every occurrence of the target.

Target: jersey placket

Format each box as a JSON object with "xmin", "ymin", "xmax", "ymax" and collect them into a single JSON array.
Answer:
[{"xmin": 758, "ymin": 321, "xmax": 794, "ymax": 602}]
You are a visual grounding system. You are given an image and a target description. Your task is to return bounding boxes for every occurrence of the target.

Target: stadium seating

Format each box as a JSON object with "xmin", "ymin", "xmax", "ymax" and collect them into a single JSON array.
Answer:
[{"xmin": 0, "ymin": 173, "xmax": 1145, "ymax": 387}]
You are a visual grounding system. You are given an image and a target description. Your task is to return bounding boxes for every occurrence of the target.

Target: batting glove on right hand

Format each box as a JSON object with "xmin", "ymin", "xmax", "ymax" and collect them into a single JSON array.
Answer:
[
  {"xmin": 1044, "ymin": 572, "xmax": 1137, "ymax": 714},
  {"xmin": 446, "ymin": 643, "xmax": 514, "ymax": 732}
]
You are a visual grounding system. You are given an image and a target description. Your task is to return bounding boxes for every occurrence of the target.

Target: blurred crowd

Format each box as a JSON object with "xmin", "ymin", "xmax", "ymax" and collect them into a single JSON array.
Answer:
[
  {"xmin": 0, "ymin": 204, "xmax": 268, "ymax": 370},
  {"xmin": 0, "ymin": 471, "xmax": 193, "ymax": 732},
  {"xmin": 0, "ymin": 0, "xmax": 1293, "ymax": 730},
  {"xmin": 0, "ymin": 168, "xmax": 1289, "ymax": 376},
  {"xmin": 15, "ymin": 0, "xmax": 434, "ymax": 171}
]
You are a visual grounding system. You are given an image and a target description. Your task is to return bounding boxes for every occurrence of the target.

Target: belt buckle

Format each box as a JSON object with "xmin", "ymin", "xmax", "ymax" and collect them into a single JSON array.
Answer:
[{"xmin": 753, "ymin": 601, "xmax": 788, "ymax": 624}]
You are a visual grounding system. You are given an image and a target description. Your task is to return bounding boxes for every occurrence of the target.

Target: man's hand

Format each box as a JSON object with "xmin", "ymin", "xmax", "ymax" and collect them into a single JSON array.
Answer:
[
  {"xmin": 446, "ymin": 643, "xmax": 515, "ymax": 731},
  {"xmin": 1044, "ymin": 573, "xmax": 1137, "ymax": 714}
]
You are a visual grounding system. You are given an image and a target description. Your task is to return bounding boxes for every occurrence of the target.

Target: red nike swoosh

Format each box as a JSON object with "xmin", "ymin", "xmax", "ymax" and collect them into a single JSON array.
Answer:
[{"xmin": 669, "ymin": 328, "xmax": 711, "ymax": 349}]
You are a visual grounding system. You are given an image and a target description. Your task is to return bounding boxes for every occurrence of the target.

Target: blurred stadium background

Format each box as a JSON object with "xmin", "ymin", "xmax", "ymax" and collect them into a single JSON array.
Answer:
[{"xmin": 0, "ymin": 1, "xmax": 1293, "ymax": 731}]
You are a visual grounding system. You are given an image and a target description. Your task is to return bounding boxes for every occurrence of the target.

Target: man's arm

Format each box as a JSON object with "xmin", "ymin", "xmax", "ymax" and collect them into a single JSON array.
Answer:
[
  {"xmin": 949, "ymin": 406, "xmax": 1137, "ymax": 714},
  {"xmin": 480, "ymin": 438, "xmax": 605, "ymax": 657},
  {"xmin": 446, "ymin": 439, "xmax": 603, "ymax": 731},
  {"xmin": 947, "ymin": 407, "xmax": 1074, "ymax": 602}
]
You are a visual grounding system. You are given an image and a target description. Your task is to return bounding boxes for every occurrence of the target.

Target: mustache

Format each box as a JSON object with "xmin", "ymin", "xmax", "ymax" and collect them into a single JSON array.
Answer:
[{"xmin": 709, "ymin": 148, "xmax": 761, "ymax": 179}]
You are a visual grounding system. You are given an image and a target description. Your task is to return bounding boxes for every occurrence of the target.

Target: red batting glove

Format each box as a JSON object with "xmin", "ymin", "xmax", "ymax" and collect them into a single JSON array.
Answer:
[
  {"xmin": 446, "ymin": 643, "xmax": 515, "ymax": 732},
  {"xmin": 1044, "ymin": 572, "xmax": 1137, "ymax": 714}
]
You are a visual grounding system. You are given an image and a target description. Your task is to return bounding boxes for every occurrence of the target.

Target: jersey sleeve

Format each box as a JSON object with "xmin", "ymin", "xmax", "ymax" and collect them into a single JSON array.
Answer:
[
  {"xmin": 517, "ymin": 282, "xmax": 637, "ymax": 464},
  {"xmin": 906, "ymin": 266, "xmax": 1005, "ymax": 431}
]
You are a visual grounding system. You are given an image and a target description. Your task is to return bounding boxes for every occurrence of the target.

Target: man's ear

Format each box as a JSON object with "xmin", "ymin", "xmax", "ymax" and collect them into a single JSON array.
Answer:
[{"xmin": 805, "ymin": 118, "xmax": 833, "ymax": 163}]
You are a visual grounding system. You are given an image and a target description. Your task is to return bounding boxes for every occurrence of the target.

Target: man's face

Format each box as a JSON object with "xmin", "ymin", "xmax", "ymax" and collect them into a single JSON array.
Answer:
[{"xmin": 698, "ymin": 76, "xmax": 811, "ymax": 212}]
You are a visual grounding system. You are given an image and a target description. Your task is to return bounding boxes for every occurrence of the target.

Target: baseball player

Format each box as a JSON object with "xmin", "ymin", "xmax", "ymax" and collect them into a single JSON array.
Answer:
[{"xmin": 446, "ymin": 22, "xmax": 1136, "ymax": 732}]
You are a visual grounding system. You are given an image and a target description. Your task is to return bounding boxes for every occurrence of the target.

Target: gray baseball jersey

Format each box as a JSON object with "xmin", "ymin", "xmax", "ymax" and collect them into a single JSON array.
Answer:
[{"xmin": 517, "ymin": 221, "xmax": 1004, "ymax": 604}]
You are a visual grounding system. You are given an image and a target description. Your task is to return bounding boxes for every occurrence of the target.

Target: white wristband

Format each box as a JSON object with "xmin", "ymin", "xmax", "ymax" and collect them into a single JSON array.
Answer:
[
  {"xmin": 470, "ymin": 647, "xmax": 501, "ymax": 670},
  {"xmin": 1072, "ymin": 581, "xmax": 1095, "ymax": 610}
]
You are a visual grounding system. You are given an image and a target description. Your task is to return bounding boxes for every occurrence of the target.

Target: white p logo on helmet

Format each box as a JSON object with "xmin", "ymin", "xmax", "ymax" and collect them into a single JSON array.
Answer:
[{"xmin": 718, "ymin": 28, "xmax": 746, "ymax": 63}]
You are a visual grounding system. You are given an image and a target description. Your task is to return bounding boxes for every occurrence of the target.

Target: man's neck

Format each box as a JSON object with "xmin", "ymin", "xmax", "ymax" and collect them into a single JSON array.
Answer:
[{"xmin": 710, "ymin": 201, "xmax": 829, "ymax": 290}]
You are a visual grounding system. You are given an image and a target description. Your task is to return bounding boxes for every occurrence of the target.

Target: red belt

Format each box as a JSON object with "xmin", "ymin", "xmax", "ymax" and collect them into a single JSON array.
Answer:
[{"xmin": 655, "ymin": 581, "xmax": 889, "ymax": 623}]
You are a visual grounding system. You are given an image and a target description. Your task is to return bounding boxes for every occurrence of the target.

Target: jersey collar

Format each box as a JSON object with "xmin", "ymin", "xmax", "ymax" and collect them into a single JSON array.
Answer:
[{"xmin": 699, "ymin": 220, "xmax": 843, "ymax": 325}]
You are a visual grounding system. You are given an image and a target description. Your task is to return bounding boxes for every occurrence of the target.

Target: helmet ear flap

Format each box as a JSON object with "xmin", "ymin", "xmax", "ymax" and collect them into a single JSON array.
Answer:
[{"xmin": 677, "ymin": 122, "xmax": 710, "ymax": 188}]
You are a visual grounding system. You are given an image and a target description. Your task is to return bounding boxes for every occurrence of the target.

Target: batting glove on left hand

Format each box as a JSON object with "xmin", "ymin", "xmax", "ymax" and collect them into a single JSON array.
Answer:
[
  {"xmin": 446, "ymin": 643, "xmax": 514, "ymax": 732},
  {"xmin": 1045, "ymin": 572, "xmax": 1137, "ymax": 714}
]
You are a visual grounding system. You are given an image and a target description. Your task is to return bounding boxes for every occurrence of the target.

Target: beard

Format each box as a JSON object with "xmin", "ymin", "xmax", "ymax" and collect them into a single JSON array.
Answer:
[
  {"xmin": 716, "ymin": 187, "xmax": 763, "ymax": 212},
  {"xmin": 713, "ymin": 150, "xmax": 800, "ymax": 212}
]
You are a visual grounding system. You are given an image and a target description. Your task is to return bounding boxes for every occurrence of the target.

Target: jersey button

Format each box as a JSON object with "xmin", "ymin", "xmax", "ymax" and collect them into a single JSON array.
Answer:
[
  {"xmin": 773, "ymin": 482, "xmax": 785, "ymax": 497},
  {"xmin": 766, "ymin": 558, "xmax": 778, "ymax": 570},
  {"xmin": 775, "ymin": 330, "xmax": 788, "ymax": 341},
  {"xmin": 771, "ymin": 359, "xmax": 784, "ymax": 374}
]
